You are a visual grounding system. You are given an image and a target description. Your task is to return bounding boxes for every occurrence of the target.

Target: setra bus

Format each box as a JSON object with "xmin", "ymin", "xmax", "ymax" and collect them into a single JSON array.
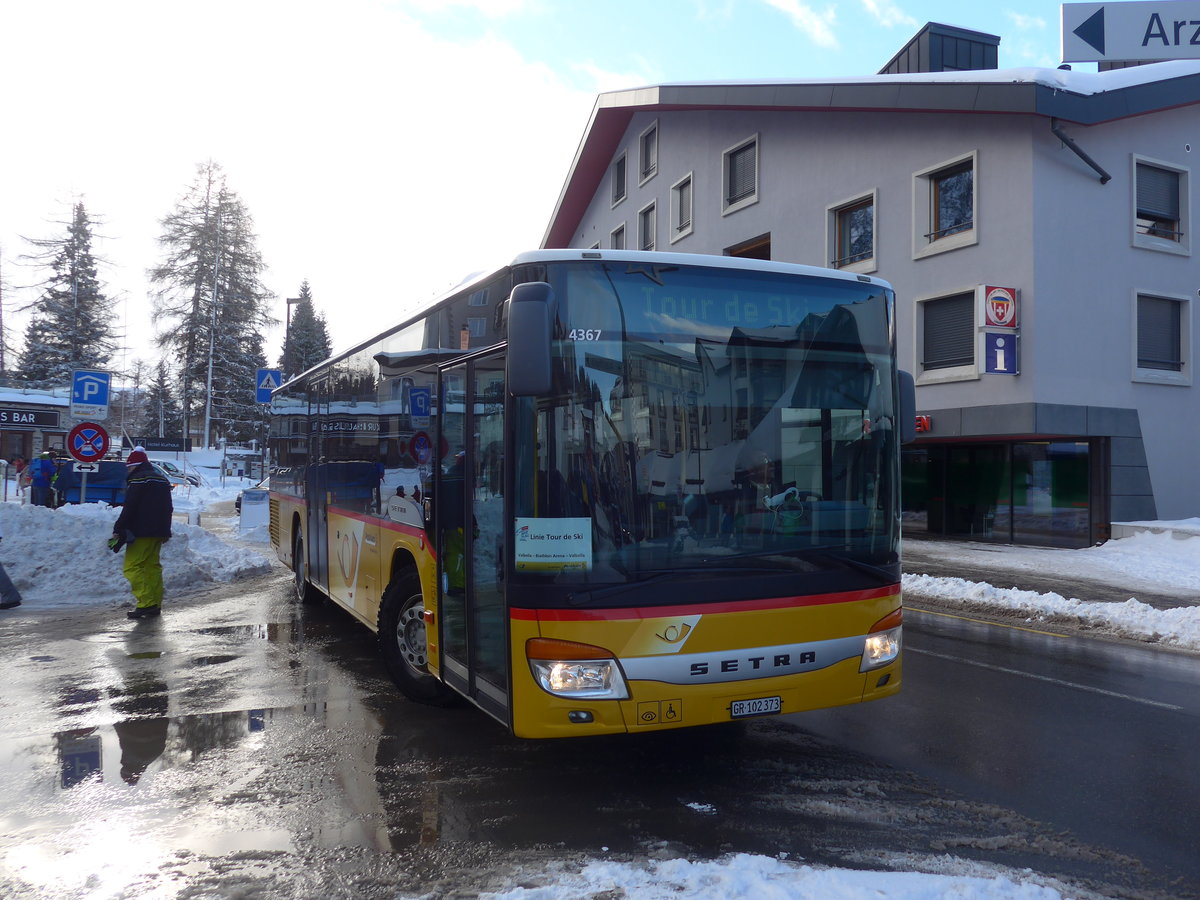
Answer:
[{"xmin": 267, "ymin": 249, "xmax": 914, "ymax": 738}]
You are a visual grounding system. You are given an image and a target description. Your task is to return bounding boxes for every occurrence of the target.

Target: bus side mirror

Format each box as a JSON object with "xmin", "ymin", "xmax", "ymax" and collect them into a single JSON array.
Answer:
[
  {"xmin": 507, "ymin": 282, "xmax": 555, "ymax": 396},
  {"xmin": 898, "ymin": 370, "xmax": 917, "ymax": 444}
]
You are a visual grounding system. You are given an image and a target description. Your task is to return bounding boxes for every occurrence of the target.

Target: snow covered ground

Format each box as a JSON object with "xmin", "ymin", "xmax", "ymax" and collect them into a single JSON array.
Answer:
[{"xmin": 2, "ymin": 449, "xmax": 1197, "ymax": 898}]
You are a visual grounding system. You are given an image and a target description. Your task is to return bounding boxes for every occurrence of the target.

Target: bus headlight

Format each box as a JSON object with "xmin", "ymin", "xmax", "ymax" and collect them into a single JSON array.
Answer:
[
  {"xmin": 527, "ymin": 638, "xmax": 630, "ymax": 700},
  {"xmin": 860, "ymin": 608, "xmax": 902, "ymax": 671}
]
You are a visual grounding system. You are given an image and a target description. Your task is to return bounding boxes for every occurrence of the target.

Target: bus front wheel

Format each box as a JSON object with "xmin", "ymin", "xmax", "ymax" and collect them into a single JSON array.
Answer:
[
  {"xmin": 379, "ymin": 573, "xmax": 458, "ymax": 706},
  {"xmin": 292, "ymin": 533, "xmax": 321, "ymax": 605}
]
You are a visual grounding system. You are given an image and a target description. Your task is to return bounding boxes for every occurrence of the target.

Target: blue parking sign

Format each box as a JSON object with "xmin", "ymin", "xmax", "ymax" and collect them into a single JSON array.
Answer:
[
  {"xmin": 71, "ymin": 370, "xmax": 111, "ymax": 419},
  {"xmin": 409, "ymin": 386, "xmax": 431, "ymax": 419}
]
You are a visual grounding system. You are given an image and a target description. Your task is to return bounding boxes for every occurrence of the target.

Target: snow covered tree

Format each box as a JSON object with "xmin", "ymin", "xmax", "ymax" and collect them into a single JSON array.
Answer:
[
  {"xmin": 14, "ymin": 202, "xmax": 117, "ymax": 387},
  {"xmin": 149, "ymin": 161, "xmax": 275, "ymax": 446},
  {"xmin": 280, "ymin": 280, "xmax": 332, "ymax": 377}
]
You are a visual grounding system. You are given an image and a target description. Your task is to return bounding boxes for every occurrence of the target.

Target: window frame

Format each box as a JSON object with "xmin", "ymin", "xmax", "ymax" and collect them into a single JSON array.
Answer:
[
  {"xmin": 638, "ymin": 200, "xmax": 657, "ymax": 251},
  {"xmin": 1132, "ymin": 289, "xmax": 1191, "ymax": 386},
  {"xmin": 670, "ymin": 172, "xmax": 694, "ymax": 243},
  {"xmin": 912, "ymin": 151, "xmax": 978, "ymax": 259},
  {"xmin": 722, "ymin": 134, "xmax": 759, "ymax": 215},
  {"xmin": 639, "ymin": 120, "xmax": 659, "ymax": 185},
  {"xmin": 611, "ymin": 152, "xmax": 627, "ymax": 208},
  {"xmin": 915, "ymin": 286, "xmax": 982, "ymax": 385},
  {"xmin": 1132, "ymin": 155, "xmax": 1190, "ymax": 257},
  {"xmin": 610, "ymin": 223, "xmax": 626, "ymax": 250},
  {"xmin": 826, "ymin": 190, "xmax": 877, "ymax": 274}
]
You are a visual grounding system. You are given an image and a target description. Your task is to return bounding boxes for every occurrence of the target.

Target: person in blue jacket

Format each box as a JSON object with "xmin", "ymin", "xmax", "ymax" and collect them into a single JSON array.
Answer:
[
  {"xmin": 28, "ymin": 452, "xmax": 56, "ymax": 507},
  {"xmin": 112, "ymin": 449, "xmax": 173, "ymax": 620}
]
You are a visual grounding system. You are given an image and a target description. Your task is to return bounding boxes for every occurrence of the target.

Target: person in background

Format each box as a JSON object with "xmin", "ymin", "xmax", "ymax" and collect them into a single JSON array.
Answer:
[
  {"xmin": 113, "ymin": 448, "xmax": 173, "ymax": 620},
  {"xmin": 28, "ymin": 452, "xmax": 57, "ymax": 507},
  {"xmin": 0, "ymin": 516, "xmax": 23, "ymax": 610}
]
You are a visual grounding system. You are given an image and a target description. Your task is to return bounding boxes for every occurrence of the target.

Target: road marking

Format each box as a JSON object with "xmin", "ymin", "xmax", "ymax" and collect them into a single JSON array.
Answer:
[
  {"xmin": 907, "ymin": 647, "xmax": 1183, "ymax": 711},
  {"xmin": 907, "ymin": 605, "xmax": 1067, "ymax": 637}
]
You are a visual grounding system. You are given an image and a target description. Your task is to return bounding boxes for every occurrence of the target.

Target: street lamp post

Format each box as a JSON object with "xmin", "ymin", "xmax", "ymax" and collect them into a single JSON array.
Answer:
[{"xmin": 284, "ymin": 296, "xmax": 302, "ymax": 377}]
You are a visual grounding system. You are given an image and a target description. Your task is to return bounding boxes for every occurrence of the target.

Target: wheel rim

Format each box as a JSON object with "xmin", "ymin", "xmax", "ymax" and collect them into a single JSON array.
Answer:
[{"xmin": 396, "ymin": 596, "xmax": 428, "ymax": 672}]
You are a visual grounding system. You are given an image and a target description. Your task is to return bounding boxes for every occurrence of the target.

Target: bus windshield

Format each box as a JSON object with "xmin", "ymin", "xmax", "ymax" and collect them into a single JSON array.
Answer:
[{"xmin": 512, "ymin": 260, "xmax": 899, "ymax": 587}]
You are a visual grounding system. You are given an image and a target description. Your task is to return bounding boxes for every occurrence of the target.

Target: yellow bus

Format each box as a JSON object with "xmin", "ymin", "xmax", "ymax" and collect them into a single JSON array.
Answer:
[{"xmin": 268, "ymin": 250, "xmax": 911, "ymax": 738}]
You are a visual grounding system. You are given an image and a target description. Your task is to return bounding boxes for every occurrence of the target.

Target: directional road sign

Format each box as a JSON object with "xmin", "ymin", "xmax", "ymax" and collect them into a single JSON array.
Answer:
[
  {"xmin": 71, "ymin": 370, "xmax": 111, "ymax": 420},
  {"xmin": 67, "ymin": 422, "xmax": 111, "ymax": 462},
  {"xmin": 256, "ymin": 368, "xmax": 283, "ymax": 403},
  {"xmin": 1063, "ymin": 2, "xmax": 1200, "ymax": 63}
]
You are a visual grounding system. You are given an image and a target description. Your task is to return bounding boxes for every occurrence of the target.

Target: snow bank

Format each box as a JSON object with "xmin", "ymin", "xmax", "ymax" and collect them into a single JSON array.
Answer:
[
  {"xmin": 0, "ymin": 502, "xmax": 272, "ymax": 610},
  {"xmin": 421, "ymin": 853, "xmax": 1070, "ymax": 900}
]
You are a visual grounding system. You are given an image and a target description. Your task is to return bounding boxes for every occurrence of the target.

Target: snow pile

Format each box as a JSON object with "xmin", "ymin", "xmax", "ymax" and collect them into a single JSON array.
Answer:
[
  {"xmin": 411, "ymin": 853, "xmax": 1071, "ymax": 900},
  {"xmin": 903, "ymin": 573, "xmax": 1200, "ymax": 651},
  {"xmin": 0, "ymin": 501, "xmax": 272, "ymax": 610},
  {"xmin": 901, "ymin": 527, "xmax": 1200, "ymax": 650}
]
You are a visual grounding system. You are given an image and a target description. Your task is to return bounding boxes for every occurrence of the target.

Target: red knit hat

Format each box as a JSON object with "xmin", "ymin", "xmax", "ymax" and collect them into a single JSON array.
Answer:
[{"xmin": 125, "ymin": 449, "xmax": 149, "ymax": 468}]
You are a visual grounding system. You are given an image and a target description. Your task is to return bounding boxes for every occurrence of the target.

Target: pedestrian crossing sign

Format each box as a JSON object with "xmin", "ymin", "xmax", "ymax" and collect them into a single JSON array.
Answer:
[{"xmin": 256, "ymin": 369, "xmax": 283, "ymax": 403}]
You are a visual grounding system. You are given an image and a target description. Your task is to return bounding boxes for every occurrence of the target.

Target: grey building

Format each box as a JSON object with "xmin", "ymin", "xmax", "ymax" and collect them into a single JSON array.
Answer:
[{"xmin": 542, "ymin": 24, "xmax": 1200, "ymax": 548}]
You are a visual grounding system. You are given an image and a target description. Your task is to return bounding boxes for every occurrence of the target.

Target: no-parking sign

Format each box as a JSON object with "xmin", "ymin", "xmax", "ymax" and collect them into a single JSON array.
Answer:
[
  {"xmin": 410, "ymin": 431, "xmax": 433, "ymax": 465},
  {"xmin": 67, "ymin": 422, "xmax": 111, "ymax": 463}
]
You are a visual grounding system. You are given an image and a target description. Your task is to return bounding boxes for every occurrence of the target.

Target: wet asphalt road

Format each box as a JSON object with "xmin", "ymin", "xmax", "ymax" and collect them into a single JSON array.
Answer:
[{"xmin": 1, "ymin": 570, "xmax": 1196, "ymax": 899}]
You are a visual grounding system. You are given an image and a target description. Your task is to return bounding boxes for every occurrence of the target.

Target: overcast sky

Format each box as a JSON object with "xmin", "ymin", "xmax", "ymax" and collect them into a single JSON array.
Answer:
[{"xmin": 0, "ymin": 0, "xmax": 1073, "ymax": 385}]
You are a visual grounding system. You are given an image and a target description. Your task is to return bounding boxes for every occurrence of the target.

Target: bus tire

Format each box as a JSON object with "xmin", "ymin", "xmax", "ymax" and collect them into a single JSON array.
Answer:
[
  {"xmin": 292, "ymin": 532, "xmax": 321, "ymax": 605},
  {"xmin": 379, "ymin": 572, "xmax": 458, "ymax": 707}
]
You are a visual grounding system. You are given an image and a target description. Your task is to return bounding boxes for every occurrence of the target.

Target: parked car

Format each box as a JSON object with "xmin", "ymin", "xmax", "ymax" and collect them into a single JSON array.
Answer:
[{"xmin": 149, "ymin": 458, "xmax": 201, "ymax": 487}]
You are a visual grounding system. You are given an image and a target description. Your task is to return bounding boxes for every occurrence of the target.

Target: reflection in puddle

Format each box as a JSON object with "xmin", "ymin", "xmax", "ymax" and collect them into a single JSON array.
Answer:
[{"xmin": 49, "ymin": 704, "xmax": 273, "ymax": 792}]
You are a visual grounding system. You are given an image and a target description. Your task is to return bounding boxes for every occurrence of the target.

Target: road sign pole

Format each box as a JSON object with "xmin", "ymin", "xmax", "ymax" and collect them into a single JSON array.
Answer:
[{"xmin": 81, "ymin": 472, "xmax": 88, "ymax": 505}]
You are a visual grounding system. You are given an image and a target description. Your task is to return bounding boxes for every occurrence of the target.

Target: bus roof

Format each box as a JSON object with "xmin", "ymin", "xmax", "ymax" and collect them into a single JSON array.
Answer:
[{"xmin": 277, "ymin": 249, "xmax": 893, "ymax": 391}]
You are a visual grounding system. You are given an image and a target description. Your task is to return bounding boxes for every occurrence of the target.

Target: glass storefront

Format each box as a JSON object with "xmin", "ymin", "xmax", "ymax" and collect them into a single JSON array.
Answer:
[{"xmin": 902, "ymin": 440, "xmax": 1097, "ymax": 548}]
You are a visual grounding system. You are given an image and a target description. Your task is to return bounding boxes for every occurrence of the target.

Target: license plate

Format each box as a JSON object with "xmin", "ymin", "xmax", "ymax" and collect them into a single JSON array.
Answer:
[{"xmin": 730, "ymin": 696, "xmax": 782, "ymax": 719}]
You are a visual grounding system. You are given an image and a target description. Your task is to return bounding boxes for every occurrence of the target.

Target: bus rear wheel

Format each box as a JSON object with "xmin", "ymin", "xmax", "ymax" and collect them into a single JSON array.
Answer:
[{"xmin": 379, "ymin": 572, "xmax": 458, "ymax": 707}]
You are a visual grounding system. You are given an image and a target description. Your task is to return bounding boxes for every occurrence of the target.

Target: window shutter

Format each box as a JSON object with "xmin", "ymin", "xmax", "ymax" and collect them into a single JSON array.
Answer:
[
  {"xmin": 923, "ymin": 293, "xmax": 974, "ymax": 369},
  {"xmin": 1136, "ymin": 164, "xmax": 1179, "ymax": 219},
  {"xmin": 1137, "ymin": 295, "xmax": 1182, "ymax": 370},
  {"xmin": 727, "ymin": 143, "xmax": 756, "ymax": 203}
]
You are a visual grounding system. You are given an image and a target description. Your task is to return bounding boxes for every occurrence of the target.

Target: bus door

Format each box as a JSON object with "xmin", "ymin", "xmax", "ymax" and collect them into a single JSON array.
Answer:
[
  {"xmin": 437, "ymin": 352, "xmax": 509, "ymax": 720},
  {"xmin": 306, "ymin": 376, "xmax": 331, "ymax": 595}
]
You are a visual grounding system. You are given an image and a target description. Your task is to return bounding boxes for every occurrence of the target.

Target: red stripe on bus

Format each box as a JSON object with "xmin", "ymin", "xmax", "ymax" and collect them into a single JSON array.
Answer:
[{"xmin": 510, "ymin": 584, "xmax": 899, "ymax": 621}]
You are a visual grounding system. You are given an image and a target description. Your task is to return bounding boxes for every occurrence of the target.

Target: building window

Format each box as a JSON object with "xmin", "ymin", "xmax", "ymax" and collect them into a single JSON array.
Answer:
[
  {"xmin": 611, "ymin": 153, "xmax": 627, "ymax": 207},
  {"xmin": 638, "ymin": 201, "xmax": 656, "ymax": 251},
  {"xmin": 467, "ymin": 317, "xmax": 487, "ymax": 338},
  {"xmin": 931, "ymin": 162, "xmax": 973, "ymax": 239},
  {"xmin": 919, "ymin": 291, "xmax": 976, "ymax": 379},
  {"xmin": 1134, "ymin": 292, "xmax": 1190, "ymax": 384},
  {"xmin": 829, "ymin": 194, "xmax": 875, "ymax": 270},
  {"xmin": 639, "ymin": 122, "xmax": 658, "ymax": 183},
  {"xmin": 671, "ymin": 173, "xmax": 693, "ymax": 242},
  {"xmin": 468, "ymin": 288, "xmax": 488, "ymax": 306},
  {"xmin": 611, "ymin": 224, "xmax": 625, "ymax": 249},
  {"xmin": 1133, "ymin": 157, "xmax": 1189, "ymax": 255},
  {"xmin": 913, "ymin": 152, "xmax": 977, "ymax": 259},
  {"xmin": 723, "ymin": 135, "xmax": 759, "ymax": 214}
]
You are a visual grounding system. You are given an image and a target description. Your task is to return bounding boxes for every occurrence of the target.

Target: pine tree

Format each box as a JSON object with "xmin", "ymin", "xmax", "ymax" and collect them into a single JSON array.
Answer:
[
  {"xmin": 140, "ymin": 359, "xmax": 182, "ymax": 439},
  {"xmin": 149, "ymin": 161, "xmax": 275, "ymax": 446},
  {"xmin": 14, "ymin": 202, "xmax": 117, "ymax": 387},
  {"xmin": 280, "ymin": 279, "xmax": 332, "ymax": 377}
]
